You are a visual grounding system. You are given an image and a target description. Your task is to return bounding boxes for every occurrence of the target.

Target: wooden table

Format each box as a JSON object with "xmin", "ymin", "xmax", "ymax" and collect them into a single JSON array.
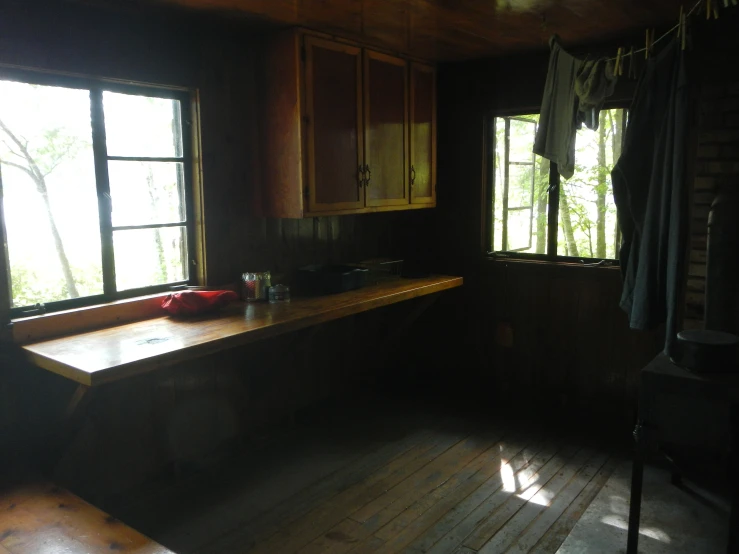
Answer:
[
  {"xmin": 627, "ymin": 354, "xmax": 739, "ymax": 553},
  {"xmin": 0, "ymin": 479, "xmax": 174, "ymax": 553}
]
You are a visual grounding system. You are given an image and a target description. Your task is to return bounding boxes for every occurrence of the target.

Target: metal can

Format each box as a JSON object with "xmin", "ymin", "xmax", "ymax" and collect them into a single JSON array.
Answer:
[
  {"xmin": 268, "ymin": 284, "xmax": 290, "ymax": 303},
  {"xmin": 260, "ymin": 271, "xmax": 272, "ymax": 300}
]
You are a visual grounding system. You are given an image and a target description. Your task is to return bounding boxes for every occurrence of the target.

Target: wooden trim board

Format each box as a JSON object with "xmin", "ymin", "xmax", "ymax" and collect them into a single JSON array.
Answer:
[{"xmin": 22, "ymin": 276, "xmax": 463, "ymax": 387}]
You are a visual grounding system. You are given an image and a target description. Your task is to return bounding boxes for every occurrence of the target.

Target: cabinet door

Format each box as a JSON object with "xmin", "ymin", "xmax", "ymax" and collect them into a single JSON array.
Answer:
[
  {"xmin": 364, "ymin": 51, "xmax": 408, "ymax": 208},
  {"xmin": 409, "ymin": 63, "xmax": 436, "ymax": 205},
  {"xmin": 304, "ymin": 37, "xmax": 365, "ymax": 213}
]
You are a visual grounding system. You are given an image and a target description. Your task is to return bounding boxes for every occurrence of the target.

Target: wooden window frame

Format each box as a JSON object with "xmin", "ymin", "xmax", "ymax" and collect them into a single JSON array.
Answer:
[
  {"xmin": 484, "ymin": 107, "xmax": 627, "ymax": 265},
  {"xmin": 0, "ymin": 67, "xmax": 199, "ymax": 320}
]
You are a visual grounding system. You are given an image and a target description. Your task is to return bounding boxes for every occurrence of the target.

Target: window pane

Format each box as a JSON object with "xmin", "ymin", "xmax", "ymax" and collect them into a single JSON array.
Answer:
[
  {"xmin": 103, "ymin": 92, "xmax": 183, "ymax": 158},
  {"xmin": 557, "ymin": 108, "xmax": 624, "ymax": 259},
  {"xmin": 507, "ymin": 209, "xmax": 534, "ymax": 252},
  {"xmin": 509, "ymin": 117, "xmax": 537, "ymax": 163},
  {"xmin": 508, "ymin": 164, "xmax": 534, "ymax": 208},
  {"xmin": 114, "ymin": 226, "xmax": 187, "ymax": 291},
  {"xmin": 0, "ymin": 80, "xmax": 103, "ymax": 308},
  {"xmin": 492, "ymin": 116, "xmax": 549, "ymax": 255},
  {"xmin": 109, "ymin": 161, "xmax": 185, "ymax": 227}
]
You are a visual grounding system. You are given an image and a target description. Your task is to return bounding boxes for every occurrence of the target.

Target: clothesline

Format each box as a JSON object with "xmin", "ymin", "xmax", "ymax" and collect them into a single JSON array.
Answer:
[{"xmin": 605, "ymin": 0, "xmax": 707, "ymax": 62}]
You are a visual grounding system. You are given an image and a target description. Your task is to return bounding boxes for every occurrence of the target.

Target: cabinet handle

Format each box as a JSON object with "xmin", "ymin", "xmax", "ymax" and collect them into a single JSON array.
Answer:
[
  {"xmin": 410, "ymin": 165, "xmax": 416, "ymax": 187},
  {"xmin": 364, "ymin": 165, "xmax": 371, "ymax": 187},
  {"xmin": 358, "ymin": 165, "xmax": 365, "ymax": 187}
]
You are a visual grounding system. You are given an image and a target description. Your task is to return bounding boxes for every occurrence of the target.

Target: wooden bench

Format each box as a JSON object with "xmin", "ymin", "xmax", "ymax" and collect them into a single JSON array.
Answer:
[{"xmin": 0, "ymin": 480, "xmax": 174, "ymax": 553}]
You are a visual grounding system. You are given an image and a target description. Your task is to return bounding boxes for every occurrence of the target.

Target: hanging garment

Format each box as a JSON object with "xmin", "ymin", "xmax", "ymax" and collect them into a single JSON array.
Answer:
[
  {"xmin": 534, "ymin": 37, "xmax": 617, "ymax": 179},
  {"xmin": 611, "ymin": 37, "xmax": 691, "ymax": 355},
  {"xmin": 533, "ymin": 36, "xmax": 583, "ymax": 179},
  {"xmin": 575, "ymin": 59, "xmax": 618, "ymax": 131}
]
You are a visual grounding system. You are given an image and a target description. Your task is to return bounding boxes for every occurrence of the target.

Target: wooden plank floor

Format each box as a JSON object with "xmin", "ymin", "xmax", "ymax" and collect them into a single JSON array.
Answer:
[{"xmin": 110, "ymin": 402, "xmax": 619, "ymax": 554}]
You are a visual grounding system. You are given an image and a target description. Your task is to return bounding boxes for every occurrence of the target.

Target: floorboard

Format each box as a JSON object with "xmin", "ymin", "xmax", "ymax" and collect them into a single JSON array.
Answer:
[
  {"xmin": 366, "ymin": 436, "xmax": 539, "ymax": 554},
  {"xmin": 505, "ymin": 453, "xmax": 614, "ymax": 554},
  {"xmin": 111, "ymin": 402, "xmax": 630, "ymax": 553},
  {"xmin": 555, "ymin": 459, "xmax": 730, "ymax": 553}
]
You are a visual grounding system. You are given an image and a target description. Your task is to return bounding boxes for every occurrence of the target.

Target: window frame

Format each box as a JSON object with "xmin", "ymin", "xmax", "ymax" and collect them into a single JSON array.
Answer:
[
  {"xmin": 484, "ymin": 105, "xmax": 627, "ymax": 265},
  {"xmin": 0, "ymin": 67, "xmax": 198, "ymax": 318}
]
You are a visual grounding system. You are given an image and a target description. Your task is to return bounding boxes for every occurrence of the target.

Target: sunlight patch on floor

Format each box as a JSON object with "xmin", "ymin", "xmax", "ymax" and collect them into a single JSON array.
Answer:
[
  {"xmin": 500, "ymin": 459, "xmax": 516, "ymax": 492},
  {"xmin": 521, "ymin": 486, "xmax": 552, "ymax": 506},
  {"xmin": 601, "ymin": 514, "xmax": 672, "ymax": 543}
]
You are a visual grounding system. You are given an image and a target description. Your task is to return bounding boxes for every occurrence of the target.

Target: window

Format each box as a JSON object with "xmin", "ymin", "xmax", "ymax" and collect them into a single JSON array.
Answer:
[
  {"xmin": 0, "ymin": 70, "xmax": 195, "ymax": 317},
  {"xmin": 486, "ymin": 108, "xmax": 626, "ymax": 262}
]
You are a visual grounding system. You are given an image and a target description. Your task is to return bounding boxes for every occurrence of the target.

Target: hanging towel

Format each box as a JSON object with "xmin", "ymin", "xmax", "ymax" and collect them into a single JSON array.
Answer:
[
  {"xmin": 611, "ymin": 37, "xmax": 691, "ymax": 355},
  {"xmin": 533, "ymin": 36, "xmax": 583, "ymax": 179}
]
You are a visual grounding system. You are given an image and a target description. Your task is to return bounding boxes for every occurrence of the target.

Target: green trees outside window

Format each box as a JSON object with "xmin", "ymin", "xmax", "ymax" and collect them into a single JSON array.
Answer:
[
  {"xmin": 0, "ymin": 72, "xmax": 194, "ymax": 315},
  {"xmin": 489, "ymin": 109, "xmax": 626, "ymax": 261}
]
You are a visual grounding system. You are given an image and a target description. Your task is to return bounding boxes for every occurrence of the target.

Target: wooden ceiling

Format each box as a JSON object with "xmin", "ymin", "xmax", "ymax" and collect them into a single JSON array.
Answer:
[{"xmin": 82, "ymin": 0, "xmax": 686, "ymax": 61}]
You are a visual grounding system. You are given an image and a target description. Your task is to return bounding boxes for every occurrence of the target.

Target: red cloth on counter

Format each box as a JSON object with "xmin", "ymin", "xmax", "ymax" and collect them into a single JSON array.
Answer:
[{"xmin": 161, "ymin": 290, "xmax": 239, "ymax": 316}]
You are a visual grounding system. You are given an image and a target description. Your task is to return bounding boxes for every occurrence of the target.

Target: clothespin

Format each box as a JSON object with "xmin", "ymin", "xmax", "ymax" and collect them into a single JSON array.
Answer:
[
  {"xmin": 678, "ymin": 6, "xmax": 684, "ymax": 39},
  {"xmin": 714, "ymin": 2, "xmax": 720, "ymax": 18},
  {"xmin": 707, "ymin": 0, "xmax": 712, "ymax": 19},
  {"xmin": 645, "ymin": 29, "xmax": 653, "ymax": 59},
  {"xmin": 614, "ymin": 47, "xmax": 623, "ymax": 76},
  {"xmin": 645, "ymin": 30, "xmax": 649, "ymax": 59},
  {"xmin": 628, "ymin": 47, "xmax": 637, "ymax": 79},
  {"xmin": 681, "ymin": 9, "xmax": 688, "ymax": 50}
]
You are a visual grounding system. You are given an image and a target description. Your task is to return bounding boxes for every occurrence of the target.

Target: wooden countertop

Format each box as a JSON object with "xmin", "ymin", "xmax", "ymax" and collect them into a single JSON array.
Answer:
[{"xmin": 22, "ymin": 275, "xmax": 462, "ymax": 387}]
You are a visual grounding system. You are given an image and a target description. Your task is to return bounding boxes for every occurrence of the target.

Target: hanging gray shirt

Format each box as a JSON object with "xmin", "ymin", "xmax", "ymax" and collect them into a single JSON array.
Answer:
[{"xmin": 533, "ymin": 36, "xmax": 584, "ymax": 179}]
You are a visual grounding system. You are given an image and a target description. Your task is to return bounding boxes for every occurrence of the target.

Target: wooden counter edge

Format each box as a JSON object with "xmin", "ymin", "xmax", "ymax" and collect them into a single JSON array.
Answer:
[{"xmin": 23, "ymin": 276, "xmax": 463, "ymax": 387}]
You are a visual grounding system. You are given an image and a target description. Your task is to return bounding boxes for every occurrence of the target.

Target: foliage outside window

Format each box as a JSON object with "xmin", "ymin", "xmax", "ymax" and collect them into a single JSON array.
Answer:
[
  {"xmin": 0, "ymin": 70, "xmax": 195, "ymax": 316},
  {"xmin": 487, "ymin": 108, "xmax": 626, "ymax": 262}
]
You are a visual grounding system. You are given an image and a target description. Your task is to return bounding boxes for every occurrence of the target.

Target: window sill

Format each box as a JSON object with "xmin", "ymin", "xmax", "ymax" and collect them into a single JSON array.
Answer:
[
  {"xmin": 11, "ymin": 292, "xmax": 172, "ymax": 344},
  {"xmin": 484, "ymin": 255, "xmax": 620, "ymax": 270}
]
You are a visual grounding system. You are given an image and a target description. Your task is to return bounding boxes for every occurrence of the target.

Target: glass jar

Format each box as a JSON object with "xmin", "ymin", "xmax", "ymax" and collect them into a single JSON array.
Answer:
[{"xmin": 242, "ymin": 271, "xmax": 271, "ymax": 302}]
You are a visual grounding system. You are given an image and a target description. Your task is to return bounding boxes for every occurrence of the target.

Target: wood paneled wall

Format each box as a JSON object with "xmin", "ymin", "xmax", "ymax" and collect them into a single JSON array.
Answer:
[
  {"xmin": 477, "ymin": 262, "xmax": 660, "ymax": 421},
  {"xmin": 433, "ymin": 46, "xmax": 660, "ymax": 424},
  {"xmin": 0, "ymin": 0, "xmax": 439, "ymax": 498}
]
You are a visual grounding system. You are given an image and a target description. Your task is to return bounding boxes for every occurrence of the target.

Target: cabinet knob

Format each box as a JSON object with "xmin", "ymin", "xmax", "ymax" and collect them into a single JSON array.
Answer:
[{"xmin": 364, "ymin": 165, "xmax": 371, "ymax": 187}]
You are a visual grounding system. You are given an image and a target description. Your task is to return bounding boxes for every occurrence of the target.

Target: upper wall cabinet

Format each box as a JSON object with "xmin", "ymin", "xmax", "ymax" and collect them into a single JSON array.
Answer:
[
  {"xmin": 364, "ymin": 50, "xmax": 408, "ymax": 208},
  {"xmin": 410, "ymin": 63, "xmax": 437, "ymax": 205},
  {"xmin": 258, "ymin": 30, "xmax": 436, "ymax": 218},
  {"xmin": 304, "ymin": 37, "xmax": 365, "ymax": 213}
]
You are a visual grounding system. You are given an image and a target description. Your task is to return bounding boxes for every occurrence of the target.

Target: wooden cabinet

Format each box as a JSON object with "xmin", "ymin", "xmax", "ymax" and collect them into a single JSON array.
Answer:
[
  {"xmin": 410, "ymin": 63, "xmax": 437, "ymax": 205},
  {"xmin": 259, "ymin": 30, "xmax": 435, "ymax": 218},
  {"xmin": 304, "ymin": 37, "xmax": 365, "ymax": 212},
  {"xmin": 364, "ymin": 51, "xmax": 408, "ymax": 207}
]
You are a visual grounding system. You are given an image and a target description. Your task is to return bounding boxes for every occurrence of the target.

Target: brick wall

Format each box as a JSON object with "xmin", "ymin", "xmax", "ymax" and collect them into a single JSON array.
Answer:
[{"xmin": 684, "ymin": 79, "xmax": 739, "ymax": 330}]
